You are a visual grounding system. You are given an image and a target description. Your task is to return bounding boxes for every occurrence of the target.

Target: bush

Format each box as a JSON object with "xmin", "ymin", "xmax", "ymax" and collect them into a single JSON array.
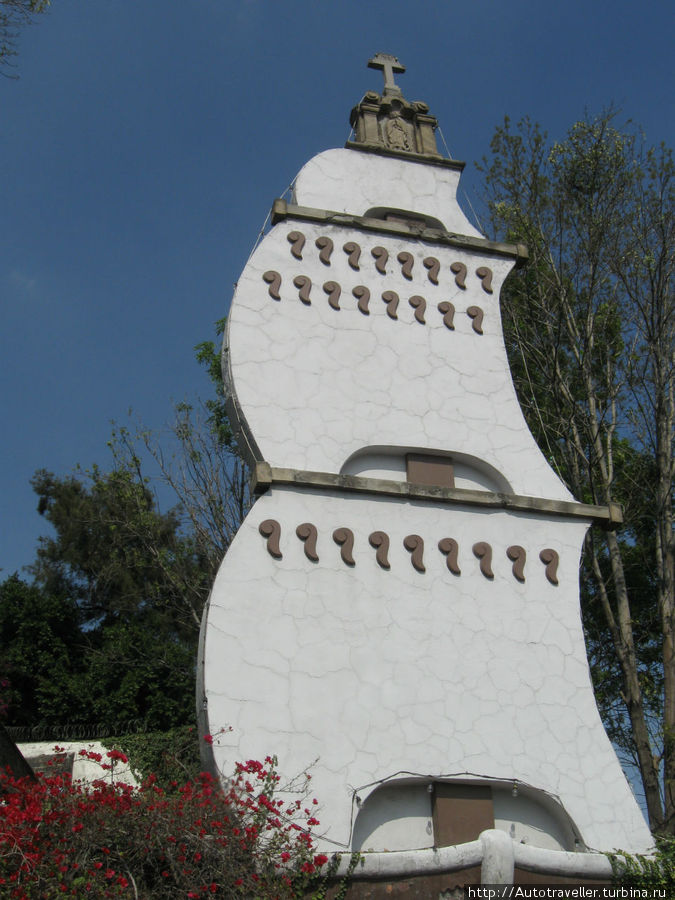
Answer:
[{"xmin": 0, "ymin": 749, "xmax": 335, "ymax": 898}]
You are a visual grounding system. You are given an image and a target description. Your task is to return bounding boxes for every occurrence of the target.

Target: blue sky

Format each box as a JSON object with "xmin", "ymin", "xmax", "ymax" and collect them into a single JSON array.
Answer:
[{"xmin": 1, "ymin": 0, "xmax": 673, "ymax": 576}]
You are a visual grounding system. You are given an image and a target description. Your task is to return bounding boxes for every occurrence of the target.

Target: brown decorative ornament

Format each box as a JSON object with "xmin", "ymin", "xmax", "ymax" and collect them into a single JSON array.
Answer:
[
  {"xmin": 352, "ymin": 285, "xmax": 370, "ymax": 315},
  {"xmin": 371, "ymin": 246, "xmax": 388, "ymax": 274},
  {"xmin": 323, "ymin": 281, "xmax": 341, "ymax": 310},
  {"xmin": 369, "ymin": 531, "xmax": 391, "ymax": 569},
  {"xmin": 467, "ymin": 306, "xmax": 484, "ymax": 334},
  {"xmin": 333, "ymin": 528, "xmax": 355, "ymax": 566},
  {"xmin": 476, "ymin": 266, "xmax": 494, "ymax": 294},
  {"xmin": 397, "ymin": 251, "xmax": 414, "ymax": 280},
  {"xmin": 506, "ymin": 545, "xmax": 526, "ymax": 582},
  {"xmin": 259, "ymin": 520, "xmax": 282, "ymax": 559},
  {"xmin": 296, "ymin": 523, "xmax": 319, "ymax": 562},
  {"xmin": 423, "ymin": 256, "xmax": 440, "ymax": 285},
  {"xmin": 262, "ymin": 271, "xmax": 281, "ymax": 300},
  {"xmin": 382, "ymin": 290, "xmax": 399, "ymax": 320},
  {"xmin": 438, "ymin": 538, "xmax": 461, "ymax": 575},
  {"xmin": 403, "ymin": 534, "xmax": 426, "ymax": 572},
  {"xmin": 293, "ymin": 275, "xmax": 312, "ymax": 305},
  {"xmin": 343, "ymin": 241, "xmax": 361, "ymax": 270},
  {"xmin": 437, "ymin": 301, "xmax": 456, "ymax": 330},
  {"xmin": 472, "ymin": 542, "xmax": 494, "ymax": 579},
  {"xmin": 287, "ymin": 231, "xmax": 305, "ymax": 260},
  {"xmin": 450, "ymin": 261, "xmax": 467, "ymax": 289},
  {"xmin": 539, "ymin": 549, "xmax": 559, "ymax": 585},
  {"xmin": 409, "ymin": 295, "xmax": 426, "ymax": 324},
  {"xmin": 315, "ymin": 236, "xmax": 334, "ymax": 265}
]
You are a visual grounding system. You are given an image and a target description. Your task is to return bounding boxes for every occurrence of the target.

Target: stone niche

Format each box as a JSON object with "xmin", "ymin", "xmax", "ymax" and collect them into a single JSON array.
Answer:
[{"xmin": 352, "ymin": 779, "xmax": 580, "ymax": 853}]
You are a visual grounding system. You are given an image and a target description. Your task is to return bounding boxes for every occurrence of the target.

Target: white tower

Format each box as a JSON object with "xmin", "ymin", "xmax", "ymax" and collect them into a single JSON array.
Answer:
[{"xmin": 198, "ymin": 55, "xmax": 651, "ymax": 886}]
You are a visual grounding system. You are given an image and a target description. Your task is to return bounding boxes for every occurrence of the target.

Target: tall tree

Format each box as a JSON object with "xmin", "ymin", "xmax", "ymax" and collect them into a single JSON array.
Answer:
[
  {"xmin": 479, "ymin": 111, "xmax": 674, "ymax": 831},
  {"xmin": 28, "ymin": 464, "xmax": 207, "ymax": 730}
]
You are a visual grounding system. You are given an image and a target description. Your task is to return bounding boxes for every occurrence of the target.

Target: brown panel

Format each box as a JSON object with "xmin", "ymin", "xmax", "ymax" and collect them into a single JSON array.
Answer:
[
  {"xmin": 406, "ymin": 453, "xmax": 455, "ymax": 489},
  {"xmin": 432, "ymin": 783, "xmax": 494, "ymax": 848}
]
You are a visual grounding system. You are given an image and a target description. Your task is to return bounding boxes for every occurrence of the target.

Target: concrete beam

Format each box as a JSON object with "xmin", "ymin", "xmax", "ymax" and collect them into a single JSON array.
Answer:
[{"xmin": 252, "ymin": 462, "xmax": 623, "ymax": 527}]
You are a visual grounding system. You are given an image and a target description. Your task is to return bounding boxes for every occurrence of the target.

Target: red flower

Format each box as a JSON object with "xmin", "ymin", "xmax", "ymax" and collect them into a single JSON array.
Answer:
[
  {"xmin": 314, "ymin": 853, "xmax": 329, "ymax": 866},
  {"xmin": 203, "ymin": 734, "xmax": 213, "ymax": 745}
]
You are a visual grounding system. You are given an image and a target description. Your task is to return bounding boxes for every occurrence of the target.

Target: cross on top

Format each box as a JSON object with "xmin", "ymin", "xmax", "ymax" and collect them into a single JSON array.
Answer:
[{"xmin": 368, "ymin": 53, "xmax": 405, "ymax": 96}]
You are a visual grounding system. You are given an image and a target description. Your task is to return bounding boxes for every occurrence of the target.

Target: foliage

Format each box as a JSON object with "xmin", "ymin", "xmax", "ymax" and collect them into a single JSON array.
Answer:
[
  {"xmin": 104, "ymin": 725, "xmax": 203, "ymax": 789},
  {"xmin": 0, "ymin": 0, "xmax": 48, "ymax": 77},
  {"xmin": 0, "ymin": 751, "xmax": 338, "ymax": 899},
  {"xmin": 0, "ymin": 575, "xmax": 83, "ymax": 727},
  {"xmin": 24, "ymin": 462, "xmax": 208, "ymax": 732},
  {"xmin": 480, "ymin": 110, "xmax": 674, "ymax": 830},
  {"xmin": 611, "ymin": 837, "xmax": 675, "ymax": 890}
]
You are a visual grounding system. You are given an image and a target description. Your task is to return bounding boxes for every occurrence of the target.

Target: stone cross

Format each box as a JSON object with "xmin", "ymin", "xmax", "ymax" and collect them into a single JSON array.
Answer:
[{"xmin": 368, "ymin": 52, "xmax": 405, "ymax": 96}]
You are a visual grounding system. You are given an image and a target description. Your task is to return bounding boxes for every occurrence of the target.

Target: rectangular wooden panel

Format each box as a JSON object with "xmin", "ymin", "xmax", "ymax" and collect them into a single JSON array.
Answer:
[
  {"xmin": 406, "ymin": 453, "xmax": 455, "ymax": 489},
  {"xmin": 432, "ymin": 783, "xmax": 494, "ymax": 847}
]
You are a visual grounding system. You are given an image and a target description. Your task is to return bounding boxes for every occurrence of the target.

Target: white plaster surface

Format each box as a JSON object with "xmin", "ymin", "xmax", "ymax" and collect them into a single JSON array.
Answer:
[
  {"xmin": 292, "ymin": 149, "xmax": 482, "ymax": 237},
  {"xmin": 18, "ymin": 741, "xmax": 138, "ymax": 787},
  {"xmin": 200, "ymin": 486, "xmax": 652, "ymax": 852},
  {"xmin": 225, "ymin": 217, "xmax": 572, "ymax": 501}
]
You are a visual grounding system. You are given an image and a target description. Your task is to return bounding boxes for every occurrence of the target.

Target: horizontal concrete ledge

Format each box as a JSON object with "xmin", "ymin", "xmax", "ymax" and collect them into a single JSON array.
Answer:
[
  {"xmin": 252, "ymin": 463, "xmax": 623, "ymax": 527},
  {"xmin": 514, "ymin": 842, "xmax": 613, "ymax": 879},
  {"xmin": 332, "ymin": 840, "xmax": 483, "ymax": 879},
  {"xmin": 330, "ymin": 833, "xmax": 614, "ymax": 882},
  {"xmin": 344, "ymin": 140, "xmax": 466, "ymax": 172},
  {"xmin": 271, "ymin": 198, "xmax": 528, "ymax": 267}
]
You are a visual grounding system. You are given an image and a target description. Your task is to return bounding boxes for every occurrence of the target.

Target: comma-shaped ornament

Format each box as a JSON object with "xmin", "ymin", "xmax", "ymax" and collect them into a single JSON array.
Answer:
[
  {"xmin": 438, "ymin": 538, "xmax": 461, "ymax": 575},
  {"xmin": 382, "ymin": 290, "xmax": 399, "ymax": 320},
  {"xmin": 352, "ymin": 285, "xmax": 370, "ymax": 315},
  {"xmin": 293, "ymin": 275, "xmax": 312, "ymax": 305},
  {"xmin": 343, "ymin": 241, "xmax": 361, "ymax": 270},
  {"xmin": 263, "ymin": 271, "xmax": 281, "ymax": 300},
  {"xmin": 403, "ymin": 534, "xmax": 425, "ymax": 573},
  {"xmin": 423, "ymin": 256, "xmax": 440, "ymax": 285},
  {"xmin": 467, "ymin": 306, "xmax": 484, "ymax": 334},
  {"xmin": 409, "ymin": 295, "xmax": 426, "ymax": 324},
  {"xmin": 397, "ymin": 251, "xmax": 414, "ymax": 280},
  {"xmin": 372, "ymin": 246, "xmax": 388, "ymax": 274},
  {"xmin": 539, "ymin": 548, "xmax": 559, "ymax": 585},
  {"xmin": 333, "ymin": 528, "xmax": 355, "ymax": 566},
  {"xmin": 506, "ymin": 545, "xmax": 526, "ymax": 582},
  {"xmin": 315, "ymin": 236, "xmax": 334, "ymax": 265},
  {"xmin": 323, "ymin": 281, "xmax": 341, "ymax": 310},
  {"xmin": 437, "ymin": 301, "xmax": 456, "ymax": 330},
  {"xmin": 369, "ymin": 531, "xmax": 391, "ymax": 570},
  {"xmin": 296, "ymin": 523, "xmax": 319, "ymax": 562},
  {"xmin": 287, "ymin": 231, "xmax": 305, "ymax": 260},
  {"xmin": 450, "ymin": 262, "xmax": 467, "ymax": 289},
  {"xmin": 259, "ymin": 520, "xmax": 282, "ymax": 559},
  {"xmin": 476, "ymin": 266, "xmax": 493, "ymax": 294},
  {"xmin": 473, "ymin": 542, "xmax": 494, "ymax": 579}
]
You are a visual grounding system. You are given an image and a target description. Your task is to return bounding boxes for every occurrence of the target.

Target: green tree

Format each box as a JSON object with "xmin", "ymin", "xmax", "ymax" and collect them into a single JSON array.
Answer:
[
  {"xmin": 479, "ymin": 111, "xmax": 674, "ymax": 831},
  {"xmin": 0, "ymin": 0, "xmax": 48, "ymax": 77},
  {"xmin": 28, "ymin": 463, "xmax": 208, "ymax": 730},
  {"xmin": 0, "ymin": 574, "xmax": 83, "ymax": 726}
]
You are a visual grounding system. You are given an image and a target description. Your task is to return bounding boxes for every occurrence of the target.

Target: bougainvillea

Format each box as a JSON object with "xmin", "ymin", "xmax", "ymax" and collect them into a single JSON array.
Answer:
[{"xmin": 0, "ymin": 747, "xmax": 335, "ymax": 898}]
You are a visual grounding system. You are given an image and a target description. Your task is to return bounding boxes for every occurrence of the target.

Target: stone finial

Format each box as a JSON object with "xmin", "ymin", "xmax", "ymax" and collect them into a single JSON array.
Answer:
[{"xmin": 348, "ymin": 54, "xmax": 443, "ymax": 160}]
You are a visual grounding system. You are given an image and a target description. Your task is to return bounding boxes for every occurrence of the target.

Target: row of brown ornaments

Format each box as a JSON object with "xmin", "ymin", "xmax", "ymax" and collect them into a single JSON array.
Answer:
[
  {"xmin": 262, "ymin": 271, "xmax": 486, "ymax": 333},
  {"xmin": 285, "ymin": 230, "xmax": 494, "ymax": 294},
  {"xmin": 259, "ymin": 520, "xmax": 559, "ymax": 585}
]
